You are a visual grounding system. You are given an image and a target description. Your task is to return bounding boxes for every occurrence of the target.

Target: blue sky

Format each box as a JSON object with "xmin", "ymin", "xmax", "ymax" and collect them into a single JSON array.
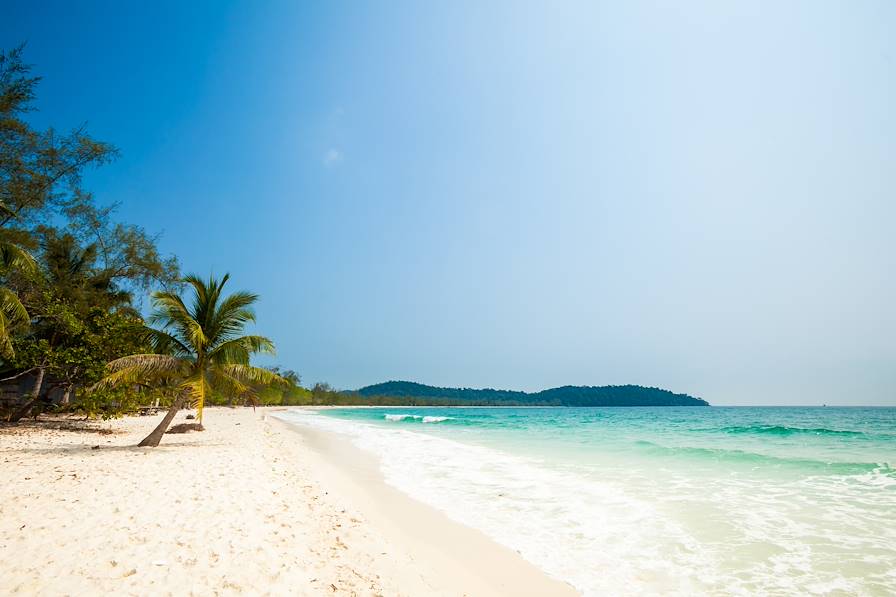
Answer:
[{"xmin": 4, "ymin": 1, "xmax": 894, "ymax": 404}]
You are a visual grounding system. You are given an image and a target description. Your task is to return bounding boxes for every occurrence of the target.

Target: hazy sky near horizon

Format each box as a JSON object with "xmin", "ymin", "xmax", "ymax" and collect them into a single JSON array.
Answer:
[{"xmin": 4, "ymin": 1, "xmax": 895, "ymax": 405}]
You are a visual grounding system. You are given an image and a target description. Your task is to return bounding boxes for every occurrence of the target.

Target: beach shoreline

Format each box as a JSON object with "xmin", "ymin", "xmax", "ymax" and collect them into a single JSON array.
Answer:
[
  {"xmin": 0, "ymin": 407, "xmax": 575, "ymax": 596},
  {"xmin": 271, "ymin": 411, "xmax": 576, "ymax": 596}
]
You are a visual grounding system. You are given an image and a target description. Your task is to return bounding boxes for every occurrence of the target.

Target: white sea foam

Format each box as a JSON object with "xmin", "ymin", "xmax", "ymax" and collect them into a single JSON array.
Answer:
[
  {"xmin": 382, "ymin": 414, "xmax": 450, "ymax": 423},
  {"xmin": 422, "ymin": 416, "xmax": 450, "ymax": 423},
  {"xmin": 383, "ymin": 414, "xmax": 421, "ymax": 422}
]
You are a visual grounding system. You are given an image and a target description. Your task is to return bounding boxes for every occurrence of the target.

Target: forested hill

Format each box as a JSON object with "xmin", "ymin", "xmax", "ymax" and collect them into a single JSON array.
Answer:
[{"xmin": 354, "ymin": 381, "xmax": 709, "ymax": 406}]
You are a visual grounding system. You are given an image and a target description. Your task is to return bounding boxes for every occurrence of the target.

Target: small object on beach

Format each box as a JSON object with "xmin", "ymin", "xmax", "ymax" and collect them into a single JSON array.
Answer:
[
  {"xmin": 165, "ymin": 423, "xmax": 204, "ymax": 434},
  {"xmin": 152, "ymin": 560, "xmax": 168, "ymax": 566},
  {"xmin": 186, "ymin": 414, "xmax": 196, "ymax": 420},
  {"xmin": 123, "ymin": 569, "xmax": 137, "ymax": 577},
  {"xmin": 19, "ymin": 524, "xmax": 25, "ymax": 530},
  {"xmin": 91, "ymin": 445, "xmax": 100, "ymax": 450}
]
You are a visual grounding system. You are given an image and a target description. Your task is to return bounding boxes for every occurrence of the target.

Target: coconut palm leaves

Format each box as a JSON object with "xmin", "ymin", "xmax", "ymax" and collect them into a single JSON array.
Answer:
[
  {"xmin": 0, "ymin": 285, "xmax": 29, "ymax": 357},
  {"xmin": 97, "ymin": 273, "xmax": 284, "ymax": 431},
  {"xmin": 0, "ymin": 239, "xmax": 36, "ymax": 272},
  {"xmin": 0, "ymin": 236, "xmax": 36, "ymax": 358}
]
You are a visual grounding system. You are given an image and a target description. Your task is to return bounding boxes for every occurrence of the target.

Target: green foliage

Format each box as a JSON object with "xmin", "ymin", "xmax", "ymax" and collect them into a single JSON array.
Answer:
[
  {"xmin": 284, "ymin": 385, "xmax": 312, "ymax": 405},
  {"xmin": 75, "ymin": 386, "xmax": 143, "ymax": 420},
  {"xmin": 0, "ymin": 45, "xmax": 180, "ymax": 419},
  {"xmin": 0, "ymin": 45, "xmax": 117, "ymax": 231},
  {"xmin": 203, "ymin": 366, "xmax": 310, "ymax": 407},
  {"xmin": 9, "ymin": 295, "xmax": 149, "ymax": 393},
  {"xmin": 258, "ymin": 385, "xmax": 284, "ymax": 406},
  {"xmin": 266, "ymin": 373, "xmax": 311, "ymax": 406},
  {"xmin": 265, "ymin": 365, "xmax": 300, "ymax": 387}
]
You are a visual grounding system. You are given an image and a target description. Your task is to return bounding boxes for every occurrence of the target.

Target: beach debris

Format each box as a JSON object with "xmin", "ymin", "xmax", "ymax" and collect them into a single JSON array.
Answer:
[
  {"xmin": 91, "ymin": 445, "xmax": 100, "ymax": 450},
  {"xmin": 185, "ymin": 414, "xmax": 196, "ymax": 419},
  {"xmin": 165, "ymin": 423, "xmax": 204, "ymax": 434},
  {"xmin": 123, "ymin": 569, "xmax": 137, "ymax": 577},
  {"xmin": 152, "ymin": 560, "xmax": 168, "ymax": 566}
]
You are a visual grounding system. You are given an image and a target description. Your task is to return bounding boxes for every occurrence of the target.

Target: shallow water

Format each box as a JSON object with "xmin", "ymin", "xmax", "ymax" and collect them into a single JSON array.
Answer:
[{"xmin": 277, "ymin": 407, "xmax": 896, "ymax": 596}]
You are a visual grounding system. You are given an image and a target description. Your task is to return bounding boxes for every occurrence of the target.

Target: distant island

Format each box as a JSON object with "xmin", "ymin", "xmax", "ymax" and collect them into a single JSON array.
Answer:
[{"xmin": 350, "ymin": 381, "xmax": 709, "ymax": 407}]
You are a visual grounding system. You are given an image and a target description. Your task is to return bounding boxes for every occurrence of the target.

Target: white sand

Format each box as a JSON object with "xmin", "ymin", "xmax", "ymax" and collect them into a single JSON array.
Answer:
[{"xmin": 0, "ymin": 407, "xmax": 576, "ymax": 596}]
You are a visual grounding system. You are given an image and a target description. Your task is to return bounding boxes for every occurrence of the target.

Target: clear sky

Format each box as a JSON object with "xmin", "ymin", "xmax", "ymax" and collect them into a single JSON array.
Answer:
[{"xmin": 4, "ymin": 1, "xmax": 894, "ymax": 404}]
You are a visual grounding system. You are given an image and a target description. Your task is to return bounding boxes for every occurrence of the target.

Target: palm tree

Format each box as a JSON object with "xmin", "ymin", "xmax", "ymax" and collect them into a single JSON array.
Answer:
[{"xmin": 96, "ymin": 273, "xmax": 285, "ymax": 447}]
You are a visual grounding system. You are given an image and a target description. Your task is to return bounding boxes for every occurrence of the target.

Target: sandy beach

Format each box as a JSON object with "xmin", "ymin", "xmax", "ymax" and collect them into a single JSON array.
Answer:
[{"xmin": 0, "ymin": 407, "xmax": 574, "ymax": 596}]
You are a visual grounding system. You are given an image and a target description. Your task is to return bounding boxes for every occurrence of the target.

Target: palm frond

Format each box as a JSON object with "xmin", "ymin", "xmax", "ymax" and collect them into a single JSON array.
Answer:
[
  {"xmin": 149, "ymin": 290, "xmax": 207, "ymax": 351},
  {"xmin": 184, "ymin": 273, "xmax": 229, "ymax": 334},
  {"xmin": 221, "ymin": 364, "xmax": 289, "ymax": 388},
  {"xmin": 107, "ymin": 353, "xmax": 187, "ymax": 373},
  {"xmin": 0, "ymin": 201, "xmax": 17, "ymax": 221},
  {"xmin": 93, "ymin": 365, "xmax": 157, "ymax": 390},
  {"xmin": 206, "ymin": 291, "xmax": 258, "ymax": 343},
  {"xmin": 207, "ymin": 335, "xmax": 275, "ymax": 364},
  {"xmin": 93, "ymin": 355, "xmax": 189, "ymax": 391},
  {"xmin": 0, "ymin": 309, "xmax": 12, "ymax": 359},
  {"xmin": 0, "ymin": 286, "xmax": 29, "ymax": 327},
  {"xmin": 143, "ymin": 327, "xmax": 194, "ymax": 359},
  {"xmin": 0, "ymin": 241, "xmax": 36, "ymax": 274},
  {"xmin": 0, "ymin": 286, "xmax": 29, "ymax": 358},
  {"xmin": 207, "ymin": 367, "xmax": 252, "ymax": 401}
]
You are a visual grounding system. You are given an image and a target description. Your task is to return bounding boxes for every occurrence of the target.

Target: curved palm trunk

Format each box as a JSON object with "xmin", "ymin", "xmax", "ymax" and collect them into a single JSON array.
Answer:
[
  {"xmin": 8, "ymin": 367, "xmax": 45, "ymax": 423},
  {"xmin": 138, "ymin": 395, "xmax": 185, "ymax": 447}
]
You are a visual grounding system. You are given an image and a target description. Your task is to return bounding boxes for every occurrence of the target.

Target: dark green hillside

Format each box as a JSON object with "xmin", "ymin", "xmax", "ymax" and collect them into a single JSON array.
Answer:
[{"xmin": 355, "ymin": 381, "xmax": 708, "ymax": 406}]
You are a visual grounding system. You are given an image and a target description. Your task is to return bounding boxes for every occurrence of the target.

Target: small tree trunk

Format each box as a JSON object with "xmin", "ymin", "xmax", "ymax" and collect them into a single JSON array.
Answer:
[
  {"xmin": 8, "ymin": 367, "xmax": 45, "ymax": 423},
  {"xmin": 61, "ymin": 386, "xmax": 72, "ymax": 405},
  {"xmin": 138, "ymin": 396, "xmax": 185, "ymax": 447}
]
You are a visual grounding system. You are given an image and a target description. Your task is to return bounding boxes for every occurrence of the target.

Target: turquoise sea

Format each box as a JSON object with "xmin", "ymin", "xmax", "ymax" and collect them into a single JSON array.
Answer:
[{"xmin": 278, "ymin": 407, "xmax": 896, "ymax": 596}]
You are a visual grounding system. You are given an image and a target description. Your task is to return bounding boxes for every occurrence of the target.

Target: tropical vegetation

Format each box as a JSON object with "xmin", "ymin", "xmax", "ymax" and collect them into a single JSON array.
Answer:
[
  {"xmin": 95, "ymin": 274, "xmax": 287, "ymax": 446},
  {"xmin": 0, "ymin": 46, "xmax": 301, "ymax": 440}
]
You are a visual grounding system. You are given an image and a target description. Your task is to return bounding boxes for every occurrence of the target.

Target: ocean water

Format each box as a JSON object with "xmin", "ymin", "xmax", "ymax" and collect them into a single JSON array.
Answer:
[{"xmin": 276, "ymin": 407, "xmax": 896, "ymax": 596}]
